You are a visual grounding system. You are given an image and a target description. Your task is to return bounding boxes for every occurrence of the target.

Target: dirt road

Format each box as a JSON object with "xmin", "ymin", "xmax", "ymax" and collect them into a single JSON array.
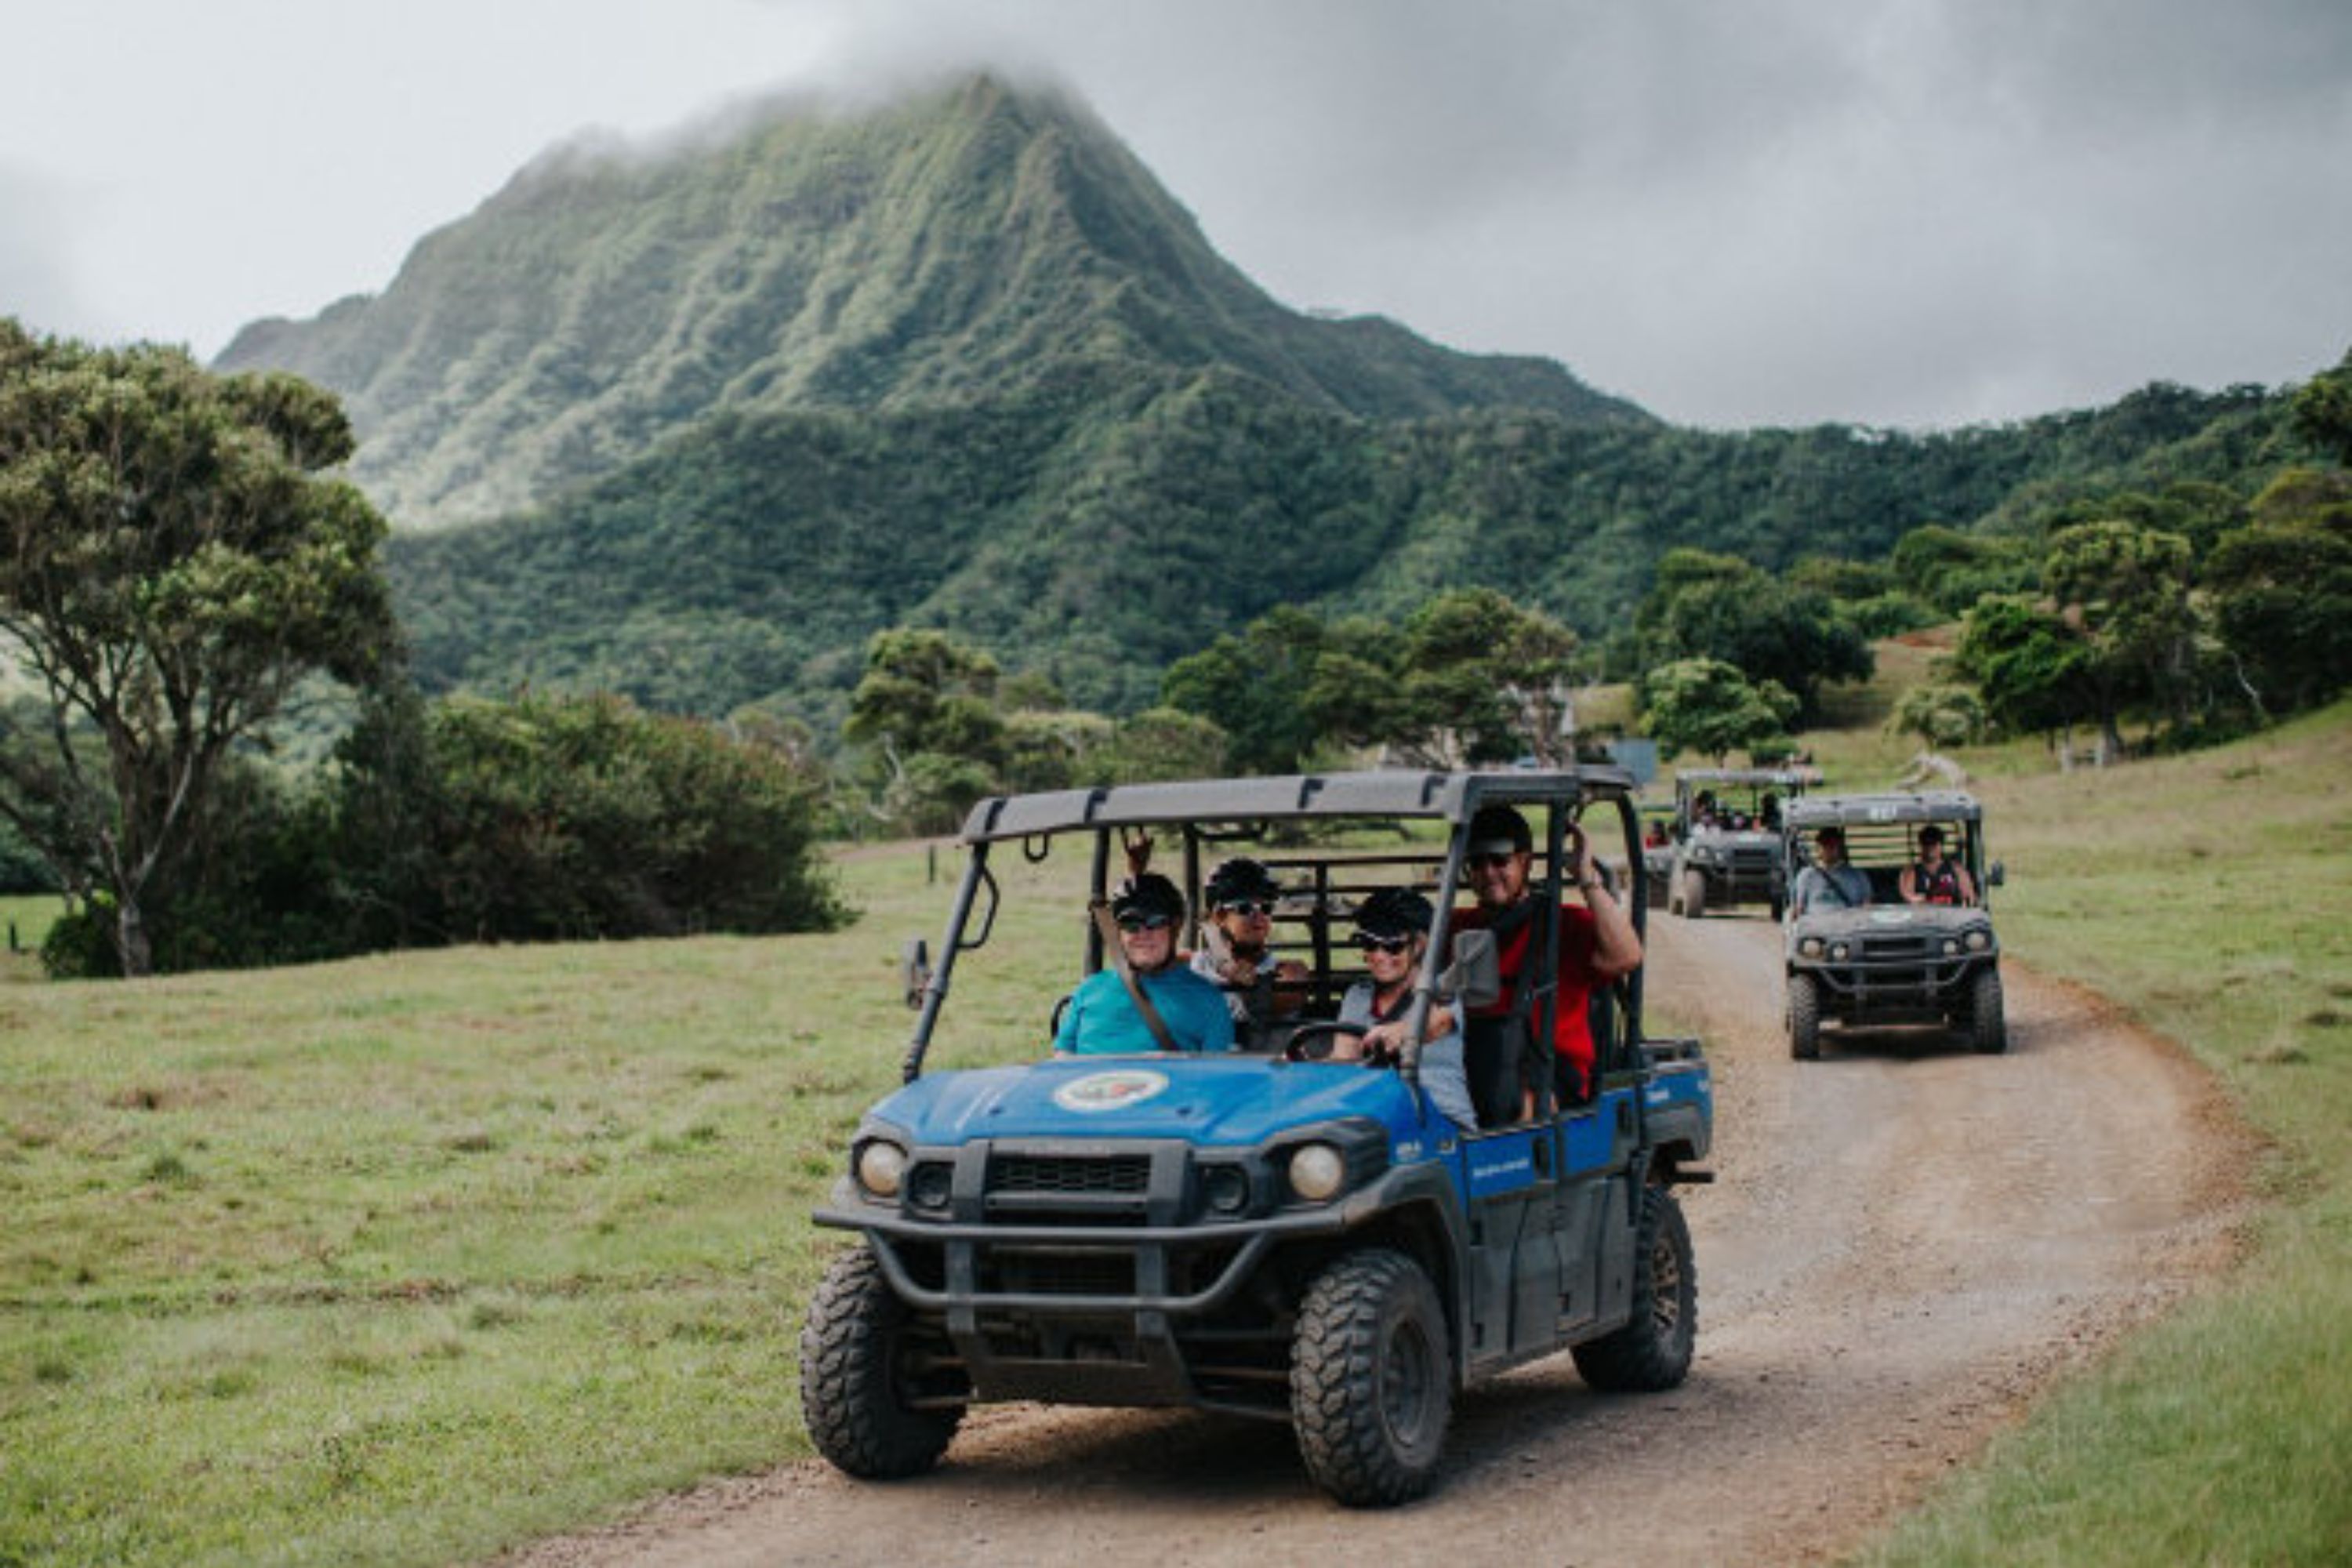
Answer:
[{"xmin": 509, "ymin": 913, "xmax": 2250, "ymax": 1566}]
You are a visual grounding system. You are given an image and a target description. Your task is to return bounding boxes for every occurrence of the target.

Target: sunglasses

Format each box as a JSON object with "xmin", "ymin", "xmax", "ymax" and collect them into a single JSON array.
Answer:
[
  {"xmin": 1353, "ymin": 933, "xmax": 1412, "ymax": 955},
  {"xmin": 1216, "ymin": 900, "xmax": 1276, "ymax": 919},
  {"xmin": 1467, "ymin": 851, "xmax": 1522, "ymax": 872},
  {"xmin": 1116, "ymin": 913, "xmax": 1171, "ymax": 932}
]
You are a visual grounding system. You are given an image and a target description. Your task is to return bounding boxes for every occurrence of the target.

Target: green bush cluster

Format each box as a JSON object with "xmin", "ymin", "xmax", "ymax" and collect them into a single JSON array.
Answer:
[{"xmin": 41, "ymin": 688, "xmax": 844, "ymax": 978}]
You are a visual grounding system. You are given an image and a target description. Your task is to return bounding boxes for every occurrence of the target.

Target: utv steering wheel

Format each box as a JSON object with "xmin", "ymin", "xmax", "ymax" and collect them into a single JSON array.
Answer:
[{"xmin": 1284, "ymin": 1020, "xmax": 1370, "ymax": 1063}]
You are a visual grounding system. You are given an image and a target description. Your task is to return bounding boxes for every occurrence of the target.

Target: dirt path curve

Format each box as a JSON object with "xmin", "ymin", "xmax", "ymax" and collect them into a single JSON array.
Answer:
[{"xmin": 506, "ymin": 915, "xmax": 2252, "ymax": 1567}]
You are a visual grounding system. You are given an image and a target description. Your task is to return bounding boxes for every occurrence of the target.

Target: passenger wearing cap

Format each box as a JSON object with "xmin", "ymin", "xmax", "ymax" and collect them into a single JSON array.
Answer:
[
  {"xmin": 1052, "ymin": 874, "xmax": 1236, "ymax": 1056},
  {"xmin": 1188, "ymin": 857, "xmax": 1310, "ymax": 1051},
  {"xmin": 1900, "ymin": 825, "xmax": 1975, "ymax": 907},
  {"xmin": 1331, "ymin": 887, "xmax": 1478, "ymax": 1134},
  {"xmin": 1789, "ymin": 825, "xmax": 1871, "ymax": 914},
  {"xmin": 1452, "ymin": 803, "xmax": 1642, "ymax": 1123}
]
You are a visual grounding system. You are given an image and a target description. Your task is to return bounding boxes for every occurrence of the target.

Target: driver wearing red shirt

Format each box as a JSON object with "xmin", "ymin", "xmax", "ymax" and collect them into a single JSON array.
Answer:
[{"xmin": 1453, "ymin": 804, "xmax": 1642, "ymax": 1123}]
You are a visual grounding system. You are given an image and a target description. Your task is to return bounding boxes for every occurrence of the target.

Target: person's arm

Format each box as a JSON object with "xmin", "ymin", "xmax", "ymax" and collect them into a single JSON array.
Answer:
[
  {"xmin": 1360, "ymin": 998, "xmax": 1458, "ymax": 1062},
  {"xmin": 1570, "ymin": 825, "xmax": 1642, "ymax": 978},
  {"xmin": 1900, "ymin": 864, "xmax": 1923, "ymax": 904},
  {"xmin": 1956, "ymin": 866, "xmax": 1979, "ymax": 906},
  {"xmin": 1271, "ymin": 957, "xmax": 1311, "ymax": 1015},
  {"xmin": 1052, "ymin": 978, "xmax": 1087, "ymax": 1054},
  {"xmin": 1415, "ymin": 1033, "xmax": 1480, "ymax": 1134}
]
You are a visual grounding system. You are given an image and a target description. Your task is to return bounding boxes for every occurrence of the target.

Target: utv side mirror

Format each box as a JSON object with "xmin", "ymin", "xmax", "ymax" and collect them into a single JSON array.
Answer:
[
  {"xmin": 901, "ymin": 936, "xmax": 932, "ymax": 1010},
  {"xmin": 1439, "ymin": 928, "xmax": 1501, "ymax": 1011},
  {"xmin": 1987, "ymin": 860, "xmax": 2006, "ymax": 887}
]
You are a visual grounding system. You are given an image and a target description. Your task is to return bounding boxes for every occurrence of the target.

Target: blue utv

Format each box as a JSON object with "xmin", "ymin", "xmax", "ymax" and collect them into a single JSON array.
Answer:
[{"xmin": 800, "ymin": 768, "xmax": 1714, "ymax": 1506}]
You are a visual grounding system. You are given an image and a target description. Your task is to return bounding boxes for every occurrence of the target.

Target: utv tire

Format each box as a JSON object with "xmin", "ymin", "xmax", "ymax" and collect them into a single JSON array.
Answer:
[
  {"xmin": 1769, "ymin": 891, "xmax": 1787, "ymax": 923},
  {"xmin": 1969, "ymin": 967, "xmax": 2009, "ymax": 1054},
  {"xmin": 1572, "ymin": 1187, "xmax": 1697, "ymax": 1392},
  {"xmin": 800, "ymin": 1245, "xmax": 964, "ymax": 1479},
  {"xmin": 1788, "ymin": 973, "xmax": 1822, "ymax": 1061},
  {"xmin": 1678, "ymin": 869, "xmax": 1707, "ymax": 920},
  {"xmin": 1291, "ymin": 1248, "xmax": 1452, "ymax": 1507}
]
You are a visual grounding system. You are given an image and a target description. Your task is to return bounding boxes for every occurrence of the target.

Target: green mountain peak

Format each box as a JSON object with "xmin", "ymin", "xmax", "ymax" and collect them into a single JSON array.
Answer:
[{"xmin": 219, "ymin": 71, "xmax": 1647, "ymax": 528}]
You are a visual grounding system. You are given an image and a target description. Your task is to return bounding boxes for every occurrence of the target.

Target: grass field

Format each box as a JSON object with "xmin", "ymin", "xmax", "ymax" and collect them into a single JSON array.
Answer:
[
  {"xmin": 0, "ymin": 844, "xmax": 1080, "ymax": 1566},
  {"xmin": 3, "ymin": 693, "xmax": 2347, "ymax": 1566}
]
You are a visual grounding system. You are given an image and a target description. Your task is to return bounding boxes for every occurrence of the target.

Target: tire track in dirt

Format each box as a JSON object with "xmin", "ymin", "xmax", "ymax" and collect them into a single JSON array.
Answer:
[{"xmin": 503, "ymin": 913, "xmax": 2252, "ymax": 1567}]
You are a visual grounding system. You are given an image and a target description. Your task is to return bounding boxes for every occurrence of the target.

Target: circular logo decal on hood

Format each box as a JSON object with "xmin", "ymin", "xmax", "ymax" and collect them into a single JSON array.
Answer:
[{"xmin": 1052, "ymin": 1069, "xmax": 1171, "ymax": 1112}]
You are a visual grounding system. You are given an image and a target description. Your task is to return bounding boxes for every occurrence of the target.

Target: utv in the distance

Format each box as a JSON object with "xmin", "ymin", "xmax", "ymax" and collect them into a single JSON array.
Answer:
[
  {"xmin": 800, "ymin": 769, "xmax": 1712, "ymax": 1507},
  {"xmin": 1646, "ymin": 768, "xmax": 1806, "ymax": 920},
  {"xmin": 1780, "ymin": 793, "xmax": 2008, "ymax": 1059}
]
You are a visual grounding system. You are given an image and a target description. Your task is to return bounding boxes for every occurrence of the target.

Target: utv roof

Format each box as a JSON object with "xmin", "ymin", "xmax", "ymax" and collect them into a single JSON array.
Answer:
[
  {"xmin": 1784, "ymin": 791, "xmax": 1984, "ymax": 829},
  {"xmin": 958, "ymin": 767, "xmax": 1637, "ymax": 845},
  {"xmin": 1675, "ymin": 768, "xmax": 1807, "ymax": 787}
]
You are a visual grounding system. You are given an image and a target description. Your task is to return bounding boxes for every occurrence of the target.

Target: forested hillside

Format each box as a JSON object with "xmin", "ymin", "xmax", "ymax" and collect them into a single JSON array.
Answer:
[
  {"xmin": 389, "ymin": 368, "xmax": 2300, "ymax": 728},
  {"xmin": 218, "ymin": 74, "xmax": 1642, "ymax": 529}
]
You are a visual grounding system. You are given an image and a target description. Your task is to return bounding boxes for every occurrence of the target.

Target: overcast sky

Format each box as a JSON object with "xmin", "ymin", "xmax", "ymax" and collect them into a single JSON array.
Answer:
[{"xmin": 5, "ymin": 0, "xmax": 2349, "ymax": 430}]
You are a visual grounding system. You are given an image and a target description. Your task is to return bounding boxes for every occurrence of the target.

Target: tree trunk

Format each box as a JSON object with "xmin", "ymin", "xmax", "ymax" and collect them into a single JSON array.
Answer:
[{"xmin": 114, "ymin": 895, "xmax": 153, "ymax": 978}]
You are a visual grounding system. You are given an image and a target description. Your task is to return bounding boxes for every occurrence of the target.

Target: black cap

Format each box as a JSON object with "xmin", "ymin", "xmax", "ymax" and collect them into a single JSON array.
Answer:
[
  {"xmin": 1111, "ymin": 873, "xmax": 1185, "ymax": 922},
  {"xmin": 1918, "ymin": 825, "xmax": 1946, "ymax": 846},
  {"xmin": 1204, "ymin": 857, "xmax": 1281, "ymax": 908},
  {"xmin": 1466, "ymin": 804, "xmax": 1532, "ymax": 857},
  {"xmin": 1353, "ymin": 886, "xmax": 1434, "ymax": 938}
]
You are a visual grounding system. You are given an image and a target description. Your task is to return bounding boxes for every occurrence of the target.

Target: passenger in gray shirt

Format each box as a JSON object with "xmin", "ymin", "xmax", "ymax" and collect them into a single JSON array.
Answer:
[
  {"xmin": 1332, "ymin": 887, "xmax": 1478, "ymax": 1134},
  {"xmin": 1789, "ymin": 826, "xmax": 1872, "ymax": 914}
]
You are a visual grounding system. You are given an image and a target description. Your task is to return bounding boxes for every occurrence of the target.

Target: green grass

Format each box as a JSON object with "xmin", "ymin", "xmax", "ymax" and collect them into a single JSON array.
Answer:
[
  {"xmin": 0, "ymin": 842, "xmax": 1083, "ymax": 1566},
  {"xmin": 0, "ymin": 895, "xmax": 64, "ymax": 983},
  {"xmin": 1847, "ymin": 698, "xmax": 2352, "ymax": 1566}
]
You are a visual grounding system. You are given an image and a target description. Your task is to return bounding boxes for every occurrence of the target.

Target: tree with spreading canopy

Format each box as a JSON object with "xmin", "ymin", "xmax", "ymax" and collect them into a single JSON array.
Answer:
[
  {"xmin": 1638, "ymin": 657, "xmax": 1798, "ymax": 764},
  {"xmin": 1159, "ymin": 605, "xmax": 1330, "ymax": 775},
  {"xmin": 1300, "ymin": 590, "xmax": 1582, "ymax": 768},
  {"xmin": 0, "ymin": 321, "xmax": 398, "ymax": 975},
  {"xmin": 1633, "ymin": 548, "xmax": 1871, "ymax": 720},
  {"xmin": 843, "ymin": 626, "xmax": 1009, "ymax": 832},
  {"xmin": 2205, "ymin": 468, "xmax": 2352, "ymax": 715},
  {"xmin": 2040, "ymin": 518, "xmax": 2198, "ymax": 751},
  {"xmin": 1951, "ymin": 593, "xmax": 2101, "ymax": 757}
]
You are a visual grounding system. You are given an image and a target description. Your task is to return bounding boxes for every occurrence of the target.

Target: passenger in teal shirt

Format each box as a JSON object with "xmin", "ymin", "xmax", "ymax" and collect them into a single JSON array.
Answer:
[{"xmin": 1053, "ymin": 874, "xmax": 1236, "ymax": 1056}]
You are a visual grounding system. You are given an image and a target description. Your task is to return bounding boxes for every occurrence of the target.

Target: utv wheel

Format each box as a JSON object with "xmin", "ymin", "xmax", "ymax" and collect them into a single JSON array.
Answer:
[
  {"xmin": 800, "ymin": 1245, "xmax": 964, "ymax": 1479},
  {"xmin": 1572, "ymin": 1187, "xmax": 1697, "ymax": 1392},
  {"xmin": 1291, "ymin": 1248, "xmax": 1452, "ymax": 1507},
  {"xmin": 1679, "ymin": 869, "xmax": 1707, "ymax": 920},
  {"xmin": 1788, "ymin": 973, "xmax": 1822, "ymax": 1061},
  {"xmin": 1769, "ymin": 891, "xmax": 1787, "ymax": 923},
  {"xmin": 1969, "ymin": 968, "xmax": 2009, "ymax": 1054}
]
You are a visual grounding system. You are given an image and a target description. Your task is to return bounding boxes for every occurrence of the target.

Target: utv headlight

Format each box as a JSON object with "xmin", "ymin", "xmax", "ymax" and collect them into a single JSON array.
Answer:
[
  {"xmin": 1964, "ymin": 928, "xmax": 1991, "ymax": 952},
  {"xmin": 854, "ymin": 1138, "xmax": 909, "ymax": 1200},
  {"xmin": 1288, "ymin": 1143, "xmax": 1348, "ymax": 1203},
  {"xmin": 1829, "ymin": 942, "xmax": 1852, "ymax": 961},
  {"xmin": 1941, "ymin": 938, "xmax": 1962, "ymax": 956},
  {"xmin": 1798, "ymin": 936, "xmax": 1825, "ymax": 959}
]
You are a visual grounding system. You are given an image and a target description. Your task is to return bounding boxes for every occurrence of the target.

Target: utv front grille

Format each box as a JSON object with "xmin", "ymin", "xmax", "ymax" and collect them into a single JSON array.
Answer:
[{"xmin": 989, "ymin": 1152, "xmax": 1152, "ymax": 1196}]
